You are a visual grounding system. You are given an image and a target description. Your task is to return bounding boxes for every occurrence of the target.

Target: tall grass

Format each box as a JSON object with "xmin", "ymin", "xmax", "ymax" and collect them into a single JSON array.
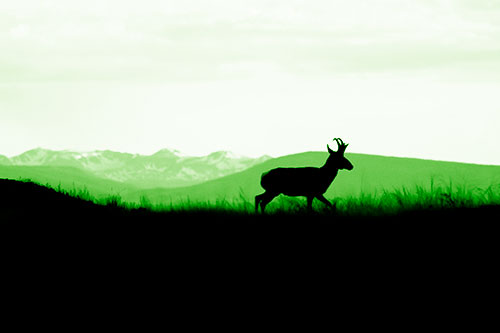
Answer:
[
  {"xmin": 336, "ymin": 182, "xmax": 500, "ymax": 218},
  {"xmin": 22, "ymin": 178, "xmax": 500, "ymax": 217},
  {"xmin": 129, "ymin": 181, "xmax": 500, "ymax": 217}
]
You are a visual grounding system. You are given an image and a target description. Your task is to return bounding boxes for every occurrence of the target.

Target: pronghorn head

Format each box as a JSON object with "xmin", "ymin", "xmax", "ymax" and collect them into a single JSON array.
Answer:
[{"xmin": 326, "ymin": 138, "xmax": 354, "ymax": 171}]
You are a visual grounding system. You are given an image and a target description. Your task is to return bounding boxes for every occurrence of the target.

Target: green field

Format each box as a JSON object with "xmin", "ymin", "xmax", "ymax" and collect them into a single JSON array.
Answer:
[
  {"xmin": 4, "ymin": 177, "xmax": 498, "ymax": 220},
  {"xmin": 126, "ymin": 152, "xmax": 500, "ymax": 208},
  {"xmin": 2, "ymin": 152, "xmax": 499, "ymax": 215}
]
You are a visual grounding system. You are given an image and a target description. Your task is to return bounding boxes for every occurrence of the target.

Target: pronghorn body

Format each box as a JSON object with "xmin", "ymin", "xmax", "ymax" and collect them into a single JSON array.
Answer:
[
  {"xmin": 255, "ymin": 138, "xmax": 353, "ymax": 212},
  {"xmin": 260, "ymin": 167, "xmax": 338, "ymax": 197}
]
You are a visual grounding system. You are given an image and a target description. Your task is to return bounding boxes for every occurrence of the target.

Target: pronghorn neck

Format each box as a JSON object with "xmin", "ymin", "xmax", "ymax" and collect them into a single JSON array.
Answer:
[
  {"xmin": 319, "ymin": 163, "xmax": 339, "ymax": 181},
  {"xmin": 320, "ymin": 158, "xmax": 339, "ymax": 172}
]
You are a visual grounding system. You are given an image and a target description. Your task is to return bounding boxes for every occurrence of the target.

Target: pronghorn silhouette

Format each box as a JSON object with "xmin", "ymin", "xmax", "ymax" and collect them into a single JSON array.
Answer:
[{"xmin": 255, "ymin": 138, "xmax": 353, "ymax": 212}]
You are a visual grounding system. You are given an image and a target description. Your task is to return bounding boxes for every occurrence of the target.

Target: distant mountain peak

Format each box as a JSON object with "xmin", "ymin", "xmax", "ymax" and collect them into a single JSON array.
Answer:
[
  {"xmin": 72, "ymin": 151, "xmax": 104, "ymax": 159},
  {"xmin": 0, "ymin": 154, "xmax": 11, "ymax": 165},
  {"xmin": 10, "ymin": 147, "xmax": 57, "ymax": 165},
  {"xmin": 1, "ymin": 147, "xmax": 273, "ymax": 188},
  {"xmin": 152, "ymin": 148, "xmax": 183, "ymax": 158},
  {"xmin": 22, "ymin": 147, "xmax": 51, "ymax": 154},
  {"xmin": 207, "ymin": 150, "xmax": 245, "ymax": 160}
]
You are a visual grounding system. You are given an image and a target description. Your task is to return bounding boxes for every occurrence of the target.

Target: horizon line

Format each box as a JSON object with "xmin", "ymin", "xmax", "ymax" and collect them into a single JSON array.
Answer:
[{"xmin": 2, "ymin": 146, "xmax": 499, "ymax": 167}]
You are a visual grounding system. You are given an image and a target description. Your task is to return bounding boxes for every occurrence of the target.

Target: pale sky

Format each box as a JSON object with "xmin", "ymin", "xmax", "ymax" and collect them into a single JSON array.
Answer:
[{"xmin": 1, "ymin": 0, "xmax": 500, "ymax": 164}]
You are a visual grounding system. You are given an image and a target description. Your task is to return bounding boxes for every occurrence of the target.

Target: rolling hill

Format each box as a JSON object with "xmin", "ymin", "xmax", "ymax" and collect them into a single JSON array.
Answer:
[
  {"xmin": 1, "ymin": 148, "xmax": 271, "ymax": 188},
  {"xmin": 127, "ymin": 152, "xmax": 500, "ymax": 205},
  {"xmin": 2, "ymin": 150, "xmax": 499, "ymax": 206},
  {"xmin": 2, "ymin": 178, "xmax": 499, "ymax": 277}
]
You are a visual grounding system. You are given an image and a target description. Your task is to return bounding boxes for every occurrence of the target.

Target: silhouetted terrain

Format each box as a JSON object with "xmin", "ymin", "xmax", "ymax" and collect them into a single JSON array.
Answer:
[
  {"xmin": 2, "ymin": 151, "xmax": 499, "ymax": 207},
  {"xmin": 2, "ymin": 179, "xmax": 499, "ymax": 226},
  {"xmin": 2, "ymin": 178, "xmax": 499, "ymax": 276}
]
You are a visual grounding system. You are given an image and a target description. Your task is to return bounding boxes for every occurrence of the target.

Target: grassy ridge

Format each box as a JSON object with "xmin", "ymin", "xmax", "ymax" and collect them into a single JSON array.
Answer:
[
  {"xmin": 4, "ymin": 178, "xmax": 498, "ymax": 295},
  {"xmin": 2, "ymin": 178, "xmax": 499, "ymax": 258},
  {"xmin": 142, "ymin": 182, "xmax": 500, "ymax": 219},
  {"xmin": 3, "ymin": 178, "xmax": 499, "ymax": 220},
  {"xmin": 3, "ymin": 152, "xmax": 500, "ymax": 206}
]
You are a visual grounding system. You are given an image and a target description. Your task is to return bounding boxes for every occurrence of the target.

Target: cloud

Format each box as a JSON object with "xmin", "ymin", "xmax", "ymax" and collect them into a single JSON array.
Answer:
[{"xmin": 1, "ymin": 0, "xmax": 500, "ymax": 83}]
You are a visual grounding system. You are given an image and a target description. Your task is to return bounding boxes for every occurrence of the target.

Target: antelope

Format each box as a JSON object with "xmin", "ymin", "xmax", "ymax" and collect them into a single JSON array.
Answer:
[{"xmin": 255, "ymin": 138, "xmax": 353, "ymax": 212}]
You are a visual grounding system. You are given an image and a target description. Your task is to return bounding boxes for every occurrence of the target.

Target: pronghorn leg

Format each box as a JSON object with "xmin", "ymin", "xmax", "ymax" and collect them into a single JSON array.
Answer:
[
  {"xmin": 316, "ymin": 194, "xmax": 334, "ymax": 209},
  {"xmin": 259, "ymin": 192, "xmax": 278, "ymax": 213},
  {"xmin": 255, "ymin": 193, "xmax": 265, "ymax": 212},
  {"xmin": 306, "ymin": 196, "xmax": 314, "ymax": 211}
]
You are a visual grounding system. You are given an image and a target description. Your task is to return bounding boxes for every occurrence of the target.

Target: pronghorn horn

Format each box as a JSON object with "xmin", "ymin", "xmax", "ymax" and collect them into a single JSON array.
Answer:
[{"xmin": 334, "ymin": 138, "xmax": 348, "ymax": 153}]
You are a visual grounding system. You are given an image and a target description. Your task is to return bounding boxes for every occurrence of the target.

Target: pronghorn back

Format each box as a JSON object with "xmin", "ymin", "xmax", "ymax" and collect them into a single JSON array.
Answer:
[{"xmin": 260, "ymin": 167, "xmax": 332, "ymax": 196}]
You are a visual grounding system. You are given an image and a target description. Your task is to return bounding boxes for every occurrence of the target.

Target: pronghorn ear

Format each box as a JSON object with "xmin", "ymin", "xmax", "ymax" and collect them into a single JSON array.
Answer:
[{"xmin": 327, "ymin": 144, "xmax": 334, "ymax": 154}]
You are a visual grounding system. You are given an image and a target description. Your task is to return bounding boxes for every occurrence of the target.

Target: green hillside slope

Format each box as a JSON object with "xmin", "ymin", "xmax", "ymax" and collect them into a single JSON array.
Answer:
[
  {"xmin": 128, "ymin": 152, "xmax": 500, "ymax": 204},
  {"xmin": 0, "ymin": 165, "xmax": 137, "ymax": 199}
]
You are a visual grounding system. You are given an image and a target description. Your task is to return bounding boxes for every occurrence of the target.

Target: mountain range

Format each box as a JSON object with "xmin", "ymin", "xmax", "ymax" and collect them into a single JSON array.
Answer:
[
  {"xmin": 0, "ymin": 148, "xmax": 271, "ymax": 189},
  {"xmin": 1, "ymin": 149, "xmax": 499, "ymax": 206}
]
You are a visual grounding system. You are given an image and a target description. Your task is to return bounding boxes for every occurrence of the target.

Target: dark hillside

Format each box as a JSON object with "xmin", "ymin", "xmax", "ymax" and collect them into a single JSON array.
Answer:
[
  {"xmin": 1, "ymin": 178, "xmax": 499, "ymax": 274},
  {"xmin": 0, "ymin": 179, "xmax": 115, "ymax": 221},
  {"xmin": 2, "ymin": 179, "xmax": 499, "ymax": 231},
  {"xmin": 0, "ymin": 179, "xmax": 500, "ymax": 280}
]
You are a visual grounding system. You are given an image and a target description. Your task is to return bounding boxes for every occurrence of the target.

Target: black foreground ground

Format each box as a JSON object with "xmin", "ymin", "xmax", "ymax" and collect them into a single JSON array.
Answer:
[
  {"xmin": 2, "ymin": 178, "xmax": 499, "ymax": 239},
  {"xmin": 2, "ymin": 178, "xmax": 499, "ymax": 304}
]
